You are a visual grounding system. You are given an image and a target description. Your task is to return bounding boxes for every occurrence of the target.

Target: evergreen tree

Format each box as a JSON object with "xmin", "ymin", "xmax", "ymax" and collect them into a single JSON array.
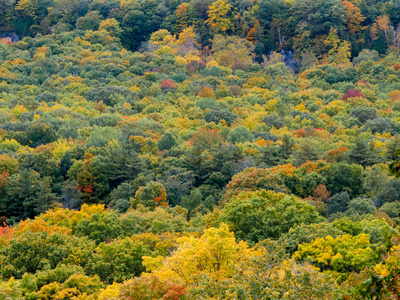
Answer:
[
  {"xmin": 59, "ymin": 151, "xmax": 73, "ymax": 179},
  {"xmin": 328, "ymin": 191, "xmax": 351, "ymax": 215},
  {"xmin": 108, "ymin": 149, "xmax": 145, "ymax": 187},
  {"xmin": 181, "ymin": 188, "xmax": 203, "ymax": 212},
  {"xmin": 385, "ymin": 135, "xmax": 400, "ymax": 161},
  {"xmin": 347, "ymin": 137, "xmax": 369, "ymax": 166},
  {"xmin": 186, "ymin": 146, "xmax": 204, "ymax": 170},
  {"xmin": 262, "ymin": 144, "xmax": 285, "ymax": 167},
  {"xmin": 6, "ymin": 170, "xmax": 41, "ymax": 222},
  {"xmin": 158, "ymin": 133, "xmax": 177, "ymax": 151},
  {"xmin": 280, "ymin": 134, "xmax": 294, "ymax": 160},
  {"xmin": 348, "ymin": 137, "xmax": 380, "ymax": 166},
  {"xmin": 34, "ymin": 177, "xmax": 59, "ymax": 214},
  {"xmin": 296, "ymin": 139, "xmax": 320, "ymax": 166}
]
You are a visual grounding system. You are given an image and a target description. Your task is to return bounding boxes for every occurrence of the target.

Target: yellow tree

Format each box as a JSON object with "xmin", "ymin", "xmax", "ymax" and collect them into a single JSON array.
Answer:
[
  {"xmin": 370, "ymin": 15, "xmax": 400, "ymax": 50},
  {"xmin": 149, "ymin": 29, "xmax": 174, "ymax": 47},
  {"xmin": 293, "ymin": 234, "xmax": 377, "ymax": 273},
  {"xmin": 371, "ymin": 15, "xmax": 391, "ymax": 41},
  {"xmin": 175, "ymin": 3, "xmax": 189, "ymax": 33},
  {"xmin": 98, "ymin": 18, "xmax": 123, "ymax": 38},
  {"xmin": 342, "ymin": 0, "xmax": 366, "ymax": 34},
  {"xmin": 143, "ymin": 224, "xmax": 254, "ymax": 283},
  {"xmin": 15, "ymin": 0, "xmax": 40, "ymax": 30},
  {"xmin": 246, "ymin": 20, "xmax": 263, "ymax": 44},
  {"xmin": 324, "ymin": 28, "xmax": 351, "ymax": 65},
  {"xmin": 177, "ymin": 26, "xmax": 199, "ymax": 56},
  {"xmin": 211, "ymin": 34, "xmax": 255, "ymax": 67},
  {"xmin": 205, "ymin": 0, "xmax": 234, "ymax": 34}
]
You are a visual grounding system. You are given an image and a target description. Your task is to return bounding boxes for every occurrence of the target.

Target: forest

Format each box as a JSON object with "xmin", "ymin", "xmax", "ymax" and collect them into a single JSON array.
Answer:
[{"xmin": 1, "ymin": 0, "xmax": 400, "ymax": 299}]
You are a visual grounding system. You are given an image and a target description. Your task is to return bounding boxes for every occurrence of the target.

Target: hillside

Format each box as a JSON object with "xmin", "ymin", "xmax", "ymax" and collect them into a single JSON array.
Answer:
[{"xmin": 1, "ymin": 0, "xmax": 400, "ymax": 299}]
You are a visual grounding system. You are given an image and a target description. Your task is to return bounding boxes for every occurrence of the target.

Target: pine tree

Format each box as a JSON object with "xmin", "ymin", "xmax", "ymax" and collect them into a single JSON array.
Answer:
[
  {"xmin": 385, "ymin": 135, "xmax": 400, "ymax": 161},
  {"xmin": 262, "ymin": 144, "xmax": 284, "ymax": 167},
  {"xmin": 59, "ymin": 150, "xmax": 72, "ymax": 179},
  {"xmin": 348, "ymin": 137, "xmax": 380, "ymax": 166},
  {"xmin": 34, "ymin": 177, "xmax": 58, "ymax": 214},
  {"xmin": 181, "ymin": 188, "xmax": 203, "ymax": 212},
  {"xmin": 158, "ymin": 133, "xmax": 177, "ymax": 151},
  {"xmin": 6, "ymin": 170, "xmax": 41, "ymax": 222},
  {"xmin": 280, "ymin": 134, "xmax": 294, "ymax": 160},
  {"xmin": 186, "ymin": 145, "xmax": 204, "ymax": 171}
]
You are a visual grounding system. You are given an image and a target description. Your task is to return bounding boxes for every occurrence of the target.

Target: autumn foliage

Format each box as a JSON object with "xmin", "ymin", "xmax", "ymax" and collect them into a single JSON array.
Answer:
[
  {"xmin": 160, "ymin": 79, "xmax": 176, "ymax": 91},
  {"xmin": 1, "ymin": 0, "xmax": 400, "ymax": 298},
  {"xmin": 117, "ymin": 275, "xmax": 186, "ymax": 300},
  {"xmin": 198, "ymin": 86, "xmax": 215, "ymax": 98},
  {"xmin": 342, "ymin": 88, "xmax": 364, "ymax": 100},
  {"xmin": 188, "ymin": 128, "xmax": 222, "ymax": 149}
]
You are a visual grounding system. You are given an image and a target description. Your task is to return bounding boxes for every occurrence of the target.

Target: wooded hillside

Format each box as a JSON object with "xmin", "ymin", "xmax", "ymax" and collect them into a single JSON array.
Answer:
[{"xmin": 1, "ymin": 0, "xmax": 400, "ymax": 298}]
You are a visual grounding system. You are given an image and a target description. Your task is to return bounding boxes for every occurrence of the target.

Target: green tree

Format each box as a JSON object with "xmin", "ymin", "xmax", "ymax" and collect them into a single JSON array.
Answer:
[
  {"xmin": 363, "ymin": 164, "xmax": 391, "ymax": 199},
  {"xmin": 5, "ymin": 169, "xmax": 41, "ymax": 222},
  {"xmin": 131, "ymin": 181, "xmax": 167, "ymax": 209},
  {"xmin": 290, "ymin": 0, "xmax": 347, "ymax": 38},
  {"xmin": 158, "ymin": 133, "xmax": 177, "ymax": 151},
  {"xmin": 295, "ymin": 138, "xmax": 321, "ymax": 166},
  {"xmin": 256, "ymin": 0, "xmax": 288, "ymax": 31},
  {"xmin": 119, "ymin": 206, "xmax": 190, "ymax": 235},
  {"xmin": 323, "ymin": 163, "xmax": 363, "ymax": 197},
  {"xmin": 73, "ymin": 210, "xmax": 123, "ymax": 244},
  {"xmin": 328, "ymin": 191, "xmax": 351, "ymax": 215},
  {"xmin": 228, "ymin": 126, "xmax": 253, "ymax": 143},
  {"xmin": 280, "ymin": 222, "xmax": 345, "ymax": 253},
  {"xmin": 121, "ymin": 0, "xmax": 164, "ymax": 50},
  {"xmin": 89, "ymin": 238, "xmax": 149, "ymax": 284},
  {"xmin": 347, "ymin": 197, "xmax": 376, "ymax": 215},
  {"xmin": 59, "ymin": 150, "xmax": 73, "ymax": 179},
  {"xmin": 108, "ymin": 148, "xmax": 145, "ymax": 187},
  {"xmin": 0, "ymin": 231, "xmax": 95, "ymax": 279},
  {"xmin": 385, "ymin": 135, "xmax": 400, "ymax": 161},
  {"xmin": 181, "ymin": 188, "xmax": 203, "ymax": 212},
  {"xmin": 347, "ymin": 137, "xmax": 380, "ymax": 167},
  {"xmin": 219, "ymin": 190, "xmax": 323, "ymax": 243},
  {"xmin": 26, "ymin": 122, "xmax": 58, "ymax": 147},
  {"xmin": 75, "ymin": 155, "xmax": 112, "ymax": 204},
  {"xmin": 261, "ymin": 144, "xmax": 285, "ymax": 167},
  {"xmin": 76, "ymin": 11, "xmax": 103, "ymax": 31},
  {"xmin": 0, "ymin": 0, "xmax": 16, "ymax": 30},
  {"xmin": 34, "ymin": 177, "xmax": 58, "ymax": 215},
  {"xmin": 349, "ymin": 107, "xmax": 378, "ymax": 124},
  {"xmin": 204, "ymin": 109, "xmax": 238, "ymax": 126}
]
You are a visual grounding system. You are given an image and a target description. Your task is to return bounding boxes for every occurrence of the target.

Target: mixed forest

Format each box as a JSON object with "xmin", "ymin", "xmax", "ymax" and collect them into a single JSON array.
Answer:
[{"xmin": 2, "ymin": 0, "xmax": 400, "ymax": 299}]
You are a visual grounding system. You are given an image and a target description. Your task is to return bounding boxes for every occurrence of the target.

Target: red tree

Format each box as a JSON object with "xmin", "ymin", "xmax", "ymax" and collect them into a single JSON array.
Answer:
[
  {"xmin": 342, "ymin": 89, "xmax": 364, "ymax": 100},
  {"xmin": 118, "ymin": 275, "xmax": 186, "ymax": 300},
  {"xmin": 189, "ymin": 128, "xmax": 223, "ymax": 149},
  {"xmin": 160, "ymin": 79, "xmax": 177, "ymax": 91}
]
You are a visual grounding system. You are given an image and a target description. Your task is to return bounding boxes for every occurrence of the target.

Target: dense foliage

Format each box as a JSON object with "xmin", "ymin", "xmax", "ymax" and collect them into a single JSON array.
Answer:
[{"xmin": 1, "ymin": 0, "xmax": 400, "ymax": 298}]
